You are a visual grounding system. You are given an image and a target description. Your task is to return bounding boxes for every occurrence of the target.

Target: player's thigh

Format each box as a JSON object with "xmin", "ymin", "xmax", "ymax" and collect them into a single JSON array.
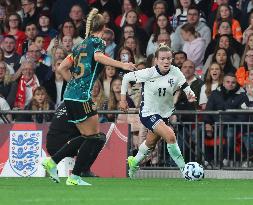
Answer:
[
  {"xmin": 153, "ymin": 121, "xmax": 176, "ymax": 144},
  {"xmin": 65, "ymin": 100, "xmax": 99, "ymax": 136},
  {"xmin": 76, "ymin": 114, "xmax": 99, "ymax": 136}
]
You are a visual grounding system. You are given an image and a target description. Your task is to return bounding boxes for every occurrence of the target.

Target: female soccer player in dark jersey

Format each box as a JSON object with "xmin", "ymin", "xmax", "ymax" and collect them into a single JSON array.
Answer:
[{"xmin": 42, "ymin": 8, "xmax": 135, "ymax": 185}]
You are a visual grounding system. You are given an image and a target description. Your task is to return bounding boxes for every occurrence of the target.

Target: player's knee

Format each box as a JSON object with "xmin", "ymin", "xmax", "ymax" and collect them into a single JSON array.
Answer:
[
  {"xmin": 85, "ymin": 132, "xmax": 106, "ymax": 146},
  {"xmin": 168, "ymin": 135, "xmax": 176, "ymax": 144},
  {"xmin": 145, "ymin": 140, "xmax": 156, "ymax": 150}
]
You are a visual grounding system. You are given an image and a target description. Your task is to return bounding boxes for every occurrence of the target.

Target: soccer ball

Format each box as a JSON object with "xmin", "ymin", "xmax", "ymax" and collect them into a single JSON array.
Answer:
[{"xmin": 182, "ymin": 162, "xmax": 204, "ymax": 181}]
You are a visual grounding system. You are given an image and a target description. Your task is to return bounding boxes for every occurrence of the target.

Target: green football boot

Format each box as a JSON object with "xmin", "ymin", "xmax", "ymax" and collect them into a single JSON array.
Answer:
[
  {"xmin": 66, "ymin": 174, "xmax": 91, "ymax": 186},
  {"xmin": 127, "ymin": 156, "xmax": 139, "ymax": 179},
  {"xmin": 42, "ymin": 157, "xmax": 60, "ymax": 183}
]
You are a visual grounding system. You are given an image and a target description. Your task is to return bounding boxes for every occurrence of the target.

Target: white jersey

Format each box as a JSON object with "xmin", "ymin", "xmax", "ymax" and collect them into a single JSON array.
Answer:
[{"xmin": 121, "ymin": 65, "xmax": 195, "ymax": 118}]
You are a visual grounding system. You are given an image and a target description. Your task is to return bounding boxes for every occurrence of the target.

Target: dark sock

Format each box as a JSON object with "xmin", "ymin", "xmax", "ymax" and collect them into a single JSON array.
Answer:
[
  {"xmin": 52, "ymin": 136, "xmax": 85, "ymax": 164},
  {"xmin": 72, "ymin": 133, "xmax": 106, "ymax": 176}
]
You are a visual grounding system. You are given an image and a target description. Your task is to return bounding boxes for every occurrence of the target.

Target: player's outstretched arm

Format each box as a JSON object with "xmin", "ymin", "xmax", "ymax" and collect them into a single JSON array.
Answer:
[
  {"xmin": 94, "ymin": 52, "xmax": 136, "ymax": 71},
  {"xmin": 57, "ymin": 55, "xmax": 73, "ymax": 81}
]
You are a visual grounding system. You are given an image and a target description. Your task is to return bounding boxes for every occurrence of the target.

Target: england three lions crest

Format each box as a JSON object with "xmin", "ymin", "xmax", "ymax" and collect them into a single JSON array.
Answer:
[{"xmin": 9, "ymin": 131, "xmax": 42, "ymax": 177}]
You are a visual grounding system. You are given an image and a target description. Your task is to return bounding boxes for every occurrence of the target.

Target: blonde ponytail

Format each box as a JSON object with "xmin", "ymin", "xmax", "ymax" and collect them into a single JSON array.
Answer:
[{"xmin": 85, "ymin": 8, "xmax": 99, "ymax": 39}]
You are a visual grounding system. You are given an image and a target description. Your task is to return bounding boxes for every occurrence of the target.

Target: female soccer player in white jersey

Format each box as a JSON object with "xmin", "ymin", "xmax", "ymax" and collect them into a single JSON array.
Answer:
[{"xmin": 120, "ymin": 44, "xmax": 196, "ymax": 178}]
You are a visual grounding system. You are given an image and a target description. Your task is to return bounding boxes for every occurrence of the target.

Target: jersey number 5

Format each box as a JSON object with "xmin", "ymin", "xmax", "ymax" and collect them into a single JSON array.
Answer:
[
  {"xmin": 158, "ymin": 88, "xmax": 166, "ymax": 96},
  {"xmin": 73, "ymin": 53, "xmax": 87, "ymax": 79}
]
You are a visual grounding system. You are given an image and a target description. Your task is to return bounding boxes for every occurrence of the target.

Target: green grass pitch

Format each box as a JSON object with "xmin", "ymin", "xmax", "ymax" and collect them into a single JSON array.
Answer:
[{"xmin": 1, "ymin": 178, "xmax": 253, "ymax": 205}]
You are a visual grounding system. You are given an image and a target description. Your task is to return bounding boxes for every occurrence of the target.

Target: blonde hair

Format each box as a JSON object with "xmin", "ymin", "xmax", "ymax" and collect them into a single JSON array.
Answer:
[
  {"xmin": 0, "ymin": 61, "xmax": 12, "ymax": 85},
  {"xmin": 154, "ymin": 43, "xmax": 173, "ymax": 58},
  {"xmin": 240, "ymin": 33, "xmax": 253, "ymax": 66},
  {"xmin": 85, "ymin": 8, "xmax": 105, "ymax": 39}
]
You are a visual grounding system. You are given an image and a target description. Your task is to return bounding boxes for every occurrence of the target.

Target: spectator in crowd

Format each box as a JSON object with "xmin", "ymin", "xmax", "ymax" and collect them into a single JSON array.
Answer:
[
  {"xmin": 18, "ymin": 44, "xmax": 52, "ymax": 85},
  {"xmin": 92, "ymin": 80, "xmax": 108, "ymax": 123},
  {"xmin": 146, "ymin": 51, "xmax": 156, "ymax": 65},
  {"xmin": 102, "ymin": 10, "xmax": 120, "ymax": 43},
  {"xmin": 69, "ymin": 4, "xmax": 86, "ymax": 38},
  {"xmin": 172, "ymin": 5, "xmax": 211, "ymax": 51},
  {"xmin": 37, "ymin": 10, "xmax": 58, "ymax": 50},
  {"xmin": 44, "ymin": 58, "xmax": 67, "ymax": 108},
  {"xmin": 117, "ymin": 24, "xmax": 135, "ymax": 52},
  {"xmin": 36, "ymin": 0, "xmax": 50, "ymax": 10},
  {"xmin": 0, "ymin": 1, "xmax": 6, "ymax": 31},
  {"xmin": 0, "ymin": 61, "xmax": 13, "ymax": 101},
  {"xmin": 236, "ymin": 49, "xmax": 253, "ymax": 87},
  {"xmin": 61, "ymin": 35, "xmax": 74, "ymax": 54},
  {"xmin": 114, "ymin": 0, "xmax": 148, "ymax": 28},
  {"xmin": 102, "ymin": 28, "xmax": 117, "ymax": 58},
  {"xmin": 199, "ymin": 62, "xmax": 224, "ymax": 110},
  {"xmin": 146, "ymin": 13, "xmax": 173, "ymax": 57},
  {"xmin": 181, "ymin": 23, "xmax": 206, "ymax": 71},
  {"xmin": 204, "ymin": 24, "xmax": 243, "ymax": 63},
  {"xmin": 116, "ymin": 46, "xmax": 135, "ymax": 77},
  {"xmin": 243, "ymin": 69, "xmax": 253, "ymax": 109},
  {"xmin": 240, "ymin": 0, "xmax": 253, "ymax": 30},
  {"xmin": 171, "ymin": 0, "xmax": 206, "ymax": 30},
  {"xmin": 242, "ymin": 10, "xmax": 253, "ymax": 45},
  {"xmin": 0, "ymin": 93, "xmax": 11, "ymax": 124},
  {"xmin": 144, "ymin": 0, "xmax": 169, "ymax": 35},
  {"xmin": 90, "ymin": 0, "xmax": 121, "ymax": 20},
  {"xmin": 34, "ymin": 34, "xmax": 51, "ymax": 66},
  {"xmin": 51, "ymin": 0, "xmax": 88, "ymax": 29},
  {"xmin": 241, "ymin": 69, "xmax": 253, "ymax": 110},
  {"xmin": 2, "ymin": 35, "xmax": 21, "ymax": 73},
  {"xmin": 204, "ymin": 73, "xmax": 248, "ymax": 163},
  {"xmin": 124, "ymin": 10, "xmax": 140, "ymax": 28},
  {"xmin": 16, "ymin": 86, "xmax": 54, "ymax": 122},
  {"xmin": 4, "ymin": 0, "xmax": 22, "ymax": 17},
  {"xmin": 124, "ymin": 36, "xmax": 145, "ymax": 64},
  {"xmin": 173, "ymin": 51, "xmax": 187, "ymax": 68},
  {"xmin": 208, "ymin": 0, "xmax": 241, "ymax": 29},
  {"xmin": 11, "ymin": 60, "xmax": 40, "ymax": 109},
  {"xmin": 240, "ymin": 33, "xmax": 253, "ymax": 66},
  {"xmin": 107, "ymin": 77, "xmax": 135, "ymax": 122},
  {"xmin": 21, "ymin": 0, "xmax": 41, "ymax": 29},
  {"xmin": 146, "ymin": 32, "xmax": 171, "ymax": 56},
  {"xmin": 212, "ymin": 4, "xmax": 242, "ymax": 43},
  {"xmin": 50, "ymin": 45, "xmax": 68, "ymax": 66},
  {"xmin": 203, "ymin": 34, "xmax": 241, "ymax": 75},
  {"xmin": 98, "ymin": 65, "xmax": 117, "ymax": 99},
  {"xmin": 0, "ymin": 47, "xmax": 13, "ymax": 75},
  {"xmin": 207, "ymin": 47, "xmax": 236, "ymax": 76},
  {"xmin": 175, "ymin": 60, "xmax": 203, "ymax": 115},
  {"xmin": 172, "ymin": 0, "xmax": 194, "ymax": 29},
  {"xmin": 47, "ymin": 19, "xmax": 83, "ymax": 55},
  {"xmin": 119, "ymin": 24, "xmax": 148, "ymax": 55},
  {"xmin": 4, "ymin": 13, "xmax": 26, "ymax": 54},
  {"xmin": 19, "ymin": 22, "xmax": 38, "ymax": 55}
]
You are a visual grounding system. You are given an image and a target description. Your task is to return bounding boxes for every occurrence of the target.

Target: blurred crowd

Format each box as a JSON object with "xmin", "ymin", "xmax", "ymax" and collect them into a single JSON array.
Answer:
[{"xmin": 1, "ymin": 0, "xmax": 253, "ymax": 165}]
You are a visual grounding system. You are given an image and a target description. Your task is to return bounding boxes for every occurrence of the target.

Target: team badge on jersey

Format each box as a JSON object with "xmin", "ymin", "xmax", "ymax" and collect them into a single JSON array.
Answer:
[
  {"xmin": 150, "ymin": 115, "xmax": 157, "ymax": 123},
  {"xmin": 9, "ymin": 131, "xmax": 42, "ymax": 177},
  {"xmin": 168, "ymin": 78, "xmax": 175, "ymax": 87}
]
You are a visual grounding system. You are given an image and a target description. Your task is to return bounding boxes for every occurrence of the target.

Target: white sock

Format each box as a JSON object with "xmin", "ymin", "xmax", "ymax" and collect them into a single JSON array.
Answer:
[
  {"xmin": 135, "ymin": 141, "xmax": 151, "ymax": 164},
  {"xmin": 167, "ymin": 142, "xmax": 185, "ymax": 169}
]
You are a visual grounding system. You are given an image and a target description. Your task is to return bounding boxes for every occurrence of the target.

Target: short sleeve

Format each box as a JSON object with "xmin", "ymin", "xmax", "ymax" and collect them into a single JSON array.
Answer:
[
  {"xmin": 132, "ymin": 67, "xmax": 156, "ymax": 83},
  {"xmin": 94, "ymin": 38, "xmax": 106, "ymax": 54},
  {"xmin": 175, "ymin": 67, "xmax": 187, "ymax": 87}
]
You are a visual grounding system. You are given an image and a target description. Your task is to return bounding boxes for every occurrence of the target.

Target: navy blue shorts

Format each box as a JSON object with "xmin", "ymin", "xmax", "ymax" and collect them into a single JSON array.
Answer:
[{"xmin": 139, "ymin": 114, "xmax": 169, "ymax": 132}]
